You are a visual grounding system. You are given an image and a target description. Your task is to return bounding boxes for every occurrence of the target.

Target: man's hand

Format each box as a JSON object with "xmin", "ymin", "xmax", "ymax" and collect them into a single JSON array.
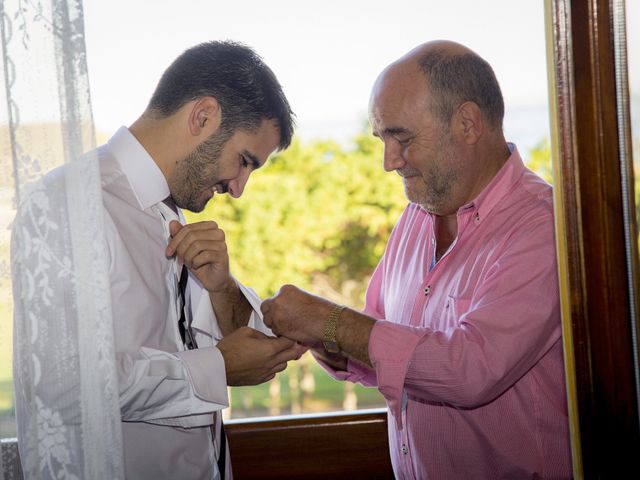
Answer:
[
  {"xmin": 217, "ymin": 327, "xmax": 306, "ymax": 385},
  {"xmin": 262, "ymin": 284, "xmax": 376, "ymax": 367},
  {"xmin": 166, "ymin": 220, "xmax": 232, "ymax": 293},
  {"xmin": 261, "ymin": 285, "xmax": 334, "ymax": 347}
]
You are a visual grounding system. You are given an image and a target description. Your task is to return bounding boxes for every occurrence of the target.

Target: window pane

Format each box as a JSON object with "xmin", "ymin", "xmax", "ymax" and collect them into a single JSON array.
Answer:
[{"xmin": 1, "ymin": 0, "xmax": 553, "ymax": 436}]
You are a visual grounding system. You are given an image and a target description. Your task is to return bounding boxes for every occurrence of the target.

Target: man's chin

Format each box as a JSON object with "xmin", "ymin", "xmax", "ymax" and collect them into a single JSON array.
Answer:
[{"xmin": 192, "ymin": 190, "xmax": 216, "ymax": 212}]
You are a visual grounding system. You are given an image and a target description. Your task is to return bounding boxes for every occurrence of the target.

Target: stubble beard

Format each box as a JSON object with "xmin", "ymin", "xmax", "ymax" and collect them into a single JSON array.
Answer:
[
  {"xmin": 169, "ymin": 132, "xmax": 229, "ymax": 213},
  {"xmin": 406, "ymin": 140, "xmax": 459, "ymax": 214},
  {"xmin": 420, "ymin": 164, "xmax": 457, "ymax": 214}
]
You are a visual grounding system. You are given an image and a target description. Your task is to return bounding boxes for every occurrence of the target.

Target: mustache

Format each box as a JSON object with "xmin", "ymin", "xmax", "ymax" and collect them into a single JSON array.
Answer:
[
  {"xmin": 214, "ymin": 183, "xmax": 229, "ymax": 194},
  {"xmin": 397, "ymin": 167, "xmax": 421, "ymax": 178}
]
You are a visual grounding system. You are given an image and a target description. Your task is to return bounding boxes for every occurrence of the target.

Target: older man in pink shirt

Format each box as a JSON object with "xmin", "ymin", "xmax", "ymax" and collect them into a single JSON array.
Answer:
[{"xmin": 262, "ymin": 40, "xmax": 572, "ymax": 479}]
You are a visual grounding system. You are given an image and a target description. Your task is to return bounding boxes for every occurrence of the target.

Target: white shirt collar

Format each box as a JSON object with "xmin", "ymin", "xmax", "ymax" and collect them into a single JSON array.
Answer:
[{"xmin": 107, "ymin": 126, "xmax": 170, "ymax": 210}]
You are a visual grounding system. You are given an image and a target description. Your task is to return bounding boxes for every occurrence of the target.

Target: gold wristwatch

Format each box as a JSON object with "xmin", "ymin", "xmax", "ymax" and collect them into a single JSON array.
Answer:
[{"xmin": 323, "ymin": 304, "xmax": 345, "ymax": 354}]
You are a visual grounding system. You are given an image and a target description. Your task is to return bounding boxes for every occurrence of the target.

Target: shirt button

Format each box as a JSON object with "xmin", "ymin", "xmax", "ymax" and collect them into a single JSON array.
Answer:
[
  {"xmin": 401, "ymin": 444, "xmax": 408, "ymax": 454},
  {"xmin": 474, "ymin": 212, "xmax": 481, "ymax": 223},
  {"xmin": 424, "ymin": 285, "xmax": 431, "ymax": 296}
]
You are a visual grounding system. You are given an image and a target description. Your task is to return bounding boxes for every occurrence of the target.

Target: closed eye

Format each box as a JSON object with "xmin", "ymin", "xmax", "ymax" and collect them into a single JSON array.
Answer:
[
  {"xmin": 383, "ymin": 127, "xmax": 414, "ymax": 147},
  {"xmin": 395, "ymin": 136, "xmax": 413, "ymax": 147},
  {"xmin": 240, "ymin": 151, "xmax": 261, "ymax": 170}
]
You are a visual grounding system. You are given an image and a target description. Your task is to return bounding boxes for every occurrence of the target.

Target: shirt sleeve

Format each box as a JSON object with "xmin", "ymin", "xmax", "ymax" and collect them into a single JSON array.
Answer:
[
  {"xmin": 369, "ymin": 214, "xmax": 561, "ymax": 422},
  {"xmin": 122, "ymin": 280, "xmax": 270, "ymax": 427},
  {"xmin": 193, "ymin": 281, "xmax": 273, "ymax": 341},
  {"xmin": 117, "ymin": 346, "xmax": 227, "ymax": 427}
]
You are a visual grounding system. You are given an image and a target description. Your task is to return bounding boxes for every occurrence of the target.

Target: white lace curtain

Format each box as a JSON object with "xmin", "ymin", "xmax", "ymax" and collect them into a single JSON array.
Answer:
[{"xmin": 0, "ymin": 0, "xmax": 123, "ymax": 478}]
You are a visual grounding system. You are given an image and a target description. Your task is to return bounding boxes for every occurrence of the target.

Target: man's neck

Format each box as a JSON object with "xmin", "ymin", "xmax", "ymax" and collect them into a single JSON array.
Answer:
[
  {"xmin": 434, "ymin": 214, "xmax": 458, "ymax": 262},
  {"xmin": 129, "ymin": 113, "xmax": 191, "ymax": 183}
]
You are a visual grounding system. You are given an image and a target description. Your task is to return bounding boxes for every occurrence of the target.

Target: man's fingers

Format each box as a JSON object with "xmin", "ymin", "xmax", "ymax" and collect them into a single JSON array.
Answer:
[
  {"xmin": 244, "ymin": 326, "xmax": 268, "ymax": 339},
  {"xmin": 269, "ymin": 335, "xmax": 296, "ymax": 352},
  {"xmin": 166, "ymin": 221, "xmax": 184, "ymax": 256},
  {"xmin": 272, "ymin": 362, "xmax": 288, "ymax": 374},
  {"xmin": 183, "ymin": 242, "xmax": 228, "ymax": 270},
  {"xmin": 272, "ymin": 342, "xmax": 306, "ymax": 365},
  {"xmin": 168, "ymin": 220, "xmax": 183, "ymax": 237},
  {"xmin": 294, "ymin": 344, "xmax": 308, "ymax": 358},
  {"xmin": 260, "ymin": 299, "xmax": 272, "ymax": 315},
  {"xmin": 166, "ymin": 221, "xmax": 223, "ymax": 256}
]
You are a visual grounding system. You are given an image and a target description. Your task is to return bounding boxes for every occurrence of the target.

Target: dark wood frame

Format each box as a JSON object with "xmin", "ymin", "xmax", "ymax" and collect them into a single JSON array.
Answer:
[
  {"xmin": 226, "ymin": 409, "xmax": 393, "ymax": 479},
  {"xmin": 547, "ymin": 0, "xmax": 640, "ymax": 477}
]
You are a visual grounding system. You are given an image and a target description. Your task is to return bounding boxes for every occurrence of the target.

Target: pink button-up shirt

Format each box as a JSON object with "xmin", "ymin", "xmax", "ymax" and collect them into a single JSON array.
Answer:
[{"xmin": 328, "ymin": 146, "xmax": 572, "ymax": 479}]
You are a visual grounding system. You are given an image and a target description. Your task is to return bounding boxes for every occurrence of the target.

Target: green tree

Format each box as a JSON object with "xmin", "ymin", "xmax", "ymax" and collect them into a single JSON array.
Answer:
[
  {"xmin": 186, "ymin": 133, "xmax": 407, "ymax": 307},
  {"xmin": 185, "ymin": 132, "xmax": 559, "ymax": 418}
]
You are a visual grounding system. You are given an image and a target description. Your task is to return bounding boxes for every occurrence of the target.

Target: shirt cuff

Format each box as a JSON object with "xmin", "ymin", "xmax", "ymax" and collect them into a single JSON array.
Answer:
[
  {"xmin": 176, "ymin": 346, "xmax": 228, "ymax": 406},
  {"xmin": 238, "ymin": 283, "xmax": 273, "ymax": 337},
  {"xmin": 369, "ymin": 321, "xmax": 425, "ymax": 430}
]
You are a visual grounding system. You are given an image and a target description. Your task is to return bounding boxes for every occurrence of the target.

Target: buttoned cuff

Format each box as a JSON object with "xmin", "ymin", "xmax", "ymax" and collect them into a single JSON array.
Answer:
[
  {"xmin": 369, "ymin": 321, "xmax": 424, "ymax": 430},
  {"xmin": 177, "ymin": 346, "xmax": 228, "ymax": 406}
]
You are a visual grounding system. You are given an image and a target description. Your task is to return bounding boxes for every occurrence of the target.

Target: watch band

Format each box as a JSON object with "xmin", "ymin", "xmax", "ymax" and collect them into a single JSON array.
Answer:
[{"xmin": 323, "ymin": 304, "xmax": 345, "ymax": 354}]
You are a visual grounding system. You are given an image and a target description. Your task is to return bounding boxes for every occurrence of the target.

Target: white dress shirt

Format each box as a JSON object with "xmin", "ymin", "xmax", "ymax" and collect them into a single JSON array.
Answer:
[{"xmin": 100, "ymin": 126, "xmax": 269, "ymax": 479}]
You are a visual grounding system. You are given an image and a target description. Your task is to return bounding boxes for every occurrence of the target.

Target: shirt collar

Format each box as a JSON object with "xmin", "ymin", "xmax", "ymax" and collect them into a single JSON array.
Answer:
[
  {"xmin": 458, "ymin": 142, "xmax": 526, "ymax": 222},
  {"xmin": 107, "ymin": 126, "xmax": 170, "ymax": 210}
]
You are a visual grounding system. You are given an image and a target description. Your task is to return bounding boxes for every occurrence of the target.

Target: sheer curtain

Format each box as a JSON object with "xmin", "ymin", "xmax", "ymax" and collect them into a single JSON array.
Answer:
[{"xmin": 0, "ymin": 0, "xmax": 123, "ymax": 478}]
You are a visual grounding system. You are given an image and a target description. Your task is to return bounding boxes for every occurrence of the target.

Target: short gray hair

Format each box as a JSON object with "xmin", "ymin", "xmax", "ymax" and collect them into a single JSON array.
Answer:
[{"xmin": 418, "ymin": 50, "xmax": 504, "ymax": 130}]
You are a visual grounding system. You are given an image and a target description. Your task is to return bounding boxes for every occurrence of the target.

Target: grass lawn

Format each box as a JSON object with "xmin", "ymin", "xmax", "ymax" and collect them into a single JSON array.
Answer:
[
  {"xmin": 228, "ymin": 352, "xmax": 385, "ymax": 418},
  {"xmin": 0, "ymin": 296, "xmax": 16, "ymax": 438},
  {"xmin": 0, "ymin": 298, "xmax": 13, "ymax": 415}
]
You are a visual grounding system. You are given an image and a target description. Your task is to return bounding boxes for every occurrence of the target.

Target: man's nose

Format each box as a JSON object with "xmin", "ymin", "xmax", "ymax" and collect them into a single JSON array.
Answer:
[
  {"xmin": 227, "ymin": 170, "xmax": 250, "ymax": 198},
  {"xmin": 383, "ymin": 143, "xmax": 405, "ymax": 172}
]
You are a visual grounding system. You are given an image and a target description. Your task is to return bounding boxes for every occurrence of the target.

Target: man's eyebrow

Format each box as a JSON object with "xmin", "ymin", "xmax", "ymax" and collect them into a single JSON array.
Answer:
[
  {"xmin": 383, "ymin": 127, "xmax": 412, "ymax": 137},
  {"xmin": 243, "ymin": 150, "xmax": 261, "ymax": 169}
]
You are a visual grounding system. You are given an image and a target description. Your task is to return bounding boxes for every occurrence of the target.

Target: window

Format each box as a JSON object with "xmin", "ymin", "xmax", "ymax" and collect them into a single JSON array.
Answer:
[{"xmin": 0, "ymin": 0, "xmax": 554, "ymax": 436}]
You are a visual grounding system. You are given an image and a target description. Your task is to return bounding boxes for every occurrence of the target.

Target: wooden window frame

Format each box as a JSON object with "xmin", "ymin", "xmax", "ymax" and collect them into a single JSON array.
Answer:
[{"xmin": 546, "ymin": 0, "xmax": 640, "ymax": 477}]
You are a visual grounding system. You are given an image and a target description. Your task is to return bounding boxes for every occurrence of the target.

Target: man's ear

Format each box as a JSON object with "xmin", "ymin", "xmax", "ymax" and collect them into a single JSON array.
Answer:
[
  {"xmin": 454, "ymin": 101, "xmax": 483, "ymax": 145},
  {"xmin": 188, "ymin": 96, "xmax": 222, "ymax": 139}
]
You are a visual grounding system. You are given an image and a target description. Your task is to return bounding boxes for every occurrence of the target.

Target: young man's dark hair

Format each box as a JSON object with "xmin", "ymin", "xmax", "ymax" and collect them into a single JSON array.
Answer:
[{"xmin": 147, "ymin": 40, "xmax": 295, "ymax": 149}]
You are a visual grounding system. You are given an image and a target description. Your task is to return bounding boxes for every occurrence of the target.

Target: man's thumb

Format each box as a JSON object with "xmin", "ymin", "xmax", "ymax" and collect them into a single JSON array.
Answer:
[{"xmin": 169, "ymin": 220, "xmax": 183, "ymax": 237}]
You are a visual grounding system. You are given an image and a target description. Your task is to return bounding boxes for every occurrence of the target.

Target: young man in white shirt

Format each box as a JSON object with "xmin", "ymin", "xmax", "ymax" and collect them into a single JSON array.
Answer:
[{"xmin": 13, "ymin": 41, "xmax": 303, "ymax": 479}]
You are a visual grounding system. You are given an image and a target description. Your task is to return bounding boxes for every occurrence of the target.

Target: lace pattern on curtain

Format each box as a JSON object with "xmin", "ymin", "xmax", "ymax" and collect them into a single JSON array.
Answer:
[{"xmin": 1, "ymin": 0, "xmax": 123, "ymax": 478}]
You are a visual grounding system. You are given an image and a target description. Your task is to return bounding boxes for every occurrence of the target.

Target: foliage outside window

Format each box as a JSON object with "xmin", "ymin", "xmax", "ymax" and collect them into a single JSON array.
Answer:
[
  {"xmin": 185, "ymin": 131, "xmax": 555, "ymax": 419},
  {"xmin": 0, "ymin": 131, "xmax": 555, "ymax": 436},
  {"xmin": 0, "ymin": 127, "xmax": 555, "ymax": 434}
]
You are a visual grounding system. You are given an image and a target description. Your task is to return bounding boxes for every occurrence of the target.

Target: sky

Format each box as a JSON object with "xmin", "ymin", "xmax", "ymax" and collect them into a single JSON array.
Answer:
[{"xmin": 82, "ymin": 0, "xmax": 554, "ymax": 150}]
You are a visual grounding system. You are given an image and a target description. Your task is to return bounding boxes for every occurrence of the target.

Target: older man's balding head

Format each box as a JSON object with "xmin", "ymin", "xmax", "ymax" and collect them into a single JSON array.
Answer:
[{"xmin": 373, "ymin": 40, "xmax": 504, "ymax": 131}]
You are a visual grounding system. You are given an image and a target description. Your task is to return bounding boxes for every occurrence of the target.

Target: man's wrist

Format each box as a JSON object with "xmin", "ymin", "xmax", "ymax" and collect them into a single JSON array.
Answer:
[
  {"xmin": 209, "ymin": 276, "xmax": 238, "ymax": 295},
  {"xmin": 312, "ymin": 347, "xmax": 348, "ymax": 371}
]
